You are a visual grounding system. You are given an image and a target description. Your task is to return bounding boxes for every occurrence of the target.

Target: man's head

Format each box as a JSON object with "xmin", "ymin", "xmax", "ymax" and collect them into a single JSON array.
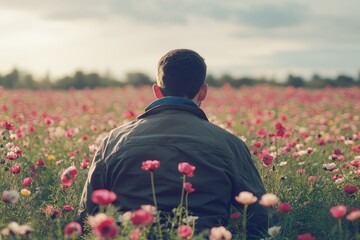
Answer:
[{"xmin": 155, "ymin": 49, "xmax": 207, "ymax": 101}]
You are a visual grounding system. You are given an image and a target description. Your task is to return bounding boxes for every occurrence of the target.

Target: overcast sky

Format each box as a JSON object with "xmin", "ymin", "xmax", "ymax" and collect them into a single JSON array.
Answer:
[{"xmin": 0, "ymin": 0, "xmax": 359, "ymax": 80}]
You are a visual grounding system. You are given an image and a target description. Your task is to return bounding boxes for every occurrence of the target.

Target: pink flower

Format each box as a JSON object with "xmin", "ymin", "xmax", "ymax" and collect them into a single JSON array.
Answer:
[
  {"xmin": 6, "ymin": 152, "xmax": 19, "ymax": 160},
  {"xmin": 60, "ymin": 166, "xmax": 78, "ymax": 188},
  {"xmin": 278, "ymin": 202, "xmax": 292, "ymax": 213},
  {"xmin": 64, "ymin": 222, "xmax": 82, "ymax": 238},
  {"xmin": 346, "ymin": 210, "xmax": 360, "ymax": 221},
  {"xmin": 93, "ymin": 216, "xmax": 119, "ymax": 239},
  {"xmin": 141, "ymin": 160, "xmax": 160, "ymax": 171},
  {"xmin": 123, "ymin": 109, "xmax": 136, "ymax": 119},
  {"xmin": 11, "ymin": 165, "xmax": 21, "ymax": 174},
  {"xmin": 2, "ymin": 190, "xmax": 19, "ymax": 204},
  {"xmin": 209, "ymin": 226, "xmax": 232, "ymax": 240},
  {"xmin": 343, "ymin": 185, "xmax": 358, "ymax": 194},
  {"xmin": 330, "ymin": 205, "xmax": 347, "ymax": 219},
  {"xmin": 297, "ymin": 233, "xmax": 316, "ymax": 240},
  {"xmin": 178, "ymin": 162, "xmax": 196, "ymax": 177},
  {"xmin": 259, "ymin": 193, "xmax": 279, "ymax": 207},
  {"xmin": 130, "ymin": 228, "xmax": 141, "ymax": 240},
  {"xmin": 130, "ymin": 209, "xmax": 154, "ymax": 225},
  {"xmin": 44, "ymin": 117, "xmax": 54, "ymax": 126},
  {"xmin": 2, "ymin": 121, "xmax": 15, "ymax": 130},
  {"xmin": 184, "ymin": 182, "xmax": 195, "ymax": 193},
  {"xmin": 22, "ymin": 177, "xmax": 32, "ymax": 187},
  {"xmin": 91, "ymin": 189, "xmax": 117, "ymax": 205},
  {"xmin": 178, "ymin": 225, "xmax": 193, "ymax": 239},
  {"xmin": 45, "ymin": 205, "xmax": 62, "ymax": 219},
  {"xmin": 235, "ymin": 191, "xmax": 257, "ymax": 205},
  {"xmin": 36, "ymin": 159, "xmax": 45, "ymax": 168}
]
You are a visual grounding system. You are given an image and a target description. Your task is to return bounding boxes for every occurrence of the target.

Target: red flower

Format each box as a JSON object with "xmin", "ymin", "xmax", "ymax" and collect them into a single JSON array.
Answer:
[
  {"xmin": 254, "ymin": 142, "xmax": 262, "ymax": 148},
  {"xmin": 60, "ymin": 166, "xmax": 78, "ymax": 188},
  {"xmin": 184, "ymin": 182, "xmax": 195, "ymax": 193},
  {"xmin": 230, "ymin": 212, "xmax": 241, "ymax": 219},
  {"xmin": 36, "ymin": 159, "xmax": 45, "ymax": 168},
  {"xmin": 63, "ymin": 205, "xmax": 75, "ymax": 211},
  {"xmin": 93, "ymin": 217, "xmax": 119, "ymax": 239},
  {"xmin": 123, "ymin": 109, "xmax": 136, "ymax": 119},
  {"xmin": 178, "ymin": 225, "xmax": 193, "ymax": 239},
  {"xmin": 297, "ymin": 233, "xmax": 316, "ymax": 240},
  {"xmin": 22, "ymin": 177, "xmax": 32, "ymax": 187},
  {"xmin": 178, "ymin": 162, "xmax": 196, "ymax": 177},
  {"xmin": 141, "ymin": 160, "xmax": 160, "ymax": 171},
  {"xmin": 130, "ymin": 209, "xmax": 154, "ymax": 225},
  {"xmin": 257, "ymin": 128, "xmax": 267, "ymax": 138},
  {"xmin": 333, "ymin": 148, "xmax": 343, "ymax": 155},
  {"xmin": 262, "ymin": 154, "xmax": 273, "ymax": 166},
  {"xmin": 92, "ymin": 189, "xmax": 117, "ymax": 205},
  {"xmin": 80, "ymin": 160, "xmax": 90, "ymax": 169},
  {"xmin": 64, "ymin": 222, "xmax": 82, "ymax": 238},
  {"xmin": 278, "ymin": 202, "xmax": 292, "ymax": 213},
  {"xmin": 330, "ymin": 205, "xmax": 347, "ymax": 219},
  {"xmin": 343, "ymin": 185, "xmax": 358, "ymax": 194},
  {"xmin": 45, "ymin": 205, "xmax": 62, "ymax": 219},
  {"xmin": 2, "ymin": 121, "xmax": 15, "ymax": 130},
  {"xmin": 11, "ymin": 165, "xmax": 21, "ymax": 174}
]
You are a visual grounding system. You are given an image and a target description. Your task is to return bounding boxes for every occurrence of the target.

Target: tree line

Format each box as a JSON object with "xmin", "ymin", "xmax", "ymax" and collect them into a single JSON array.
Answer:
[{"xmin": 0, "ymin": 68, "xmax": 359, "ymax": 89}]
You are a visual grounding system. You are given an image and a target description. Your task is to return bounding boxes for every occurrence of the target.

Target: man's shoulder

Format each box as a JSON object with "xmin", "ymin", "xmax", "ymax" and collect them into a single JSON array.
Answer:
[{"xmin": 203, "ymin": 120, "xmax": 245, "ymax": 144}]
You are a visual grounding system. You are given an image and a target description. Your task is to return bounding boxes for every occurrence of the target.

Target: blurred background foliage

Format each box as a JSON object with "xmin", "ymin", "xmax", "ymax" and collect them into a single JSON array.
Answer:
[{"xmin": 0, "ymin": 68, "xmax": 359, "ymax": 89}]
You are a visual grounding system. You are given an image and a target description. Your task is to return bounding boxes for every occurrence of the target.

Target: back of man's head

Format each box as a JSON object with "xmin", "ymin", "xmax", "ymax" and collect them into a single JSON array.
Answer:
[{"xmin": 157, "ymin": 49, "xmax": 207, "ymax": 99}]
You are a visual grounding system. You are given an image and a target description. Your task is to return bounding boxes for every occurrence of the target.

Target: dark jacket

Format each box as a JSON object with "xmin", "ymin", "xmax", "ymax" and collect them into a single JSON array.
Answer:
[{"xmin": 78, "ymin": 97, "xmax": 268, "ymax": 235}]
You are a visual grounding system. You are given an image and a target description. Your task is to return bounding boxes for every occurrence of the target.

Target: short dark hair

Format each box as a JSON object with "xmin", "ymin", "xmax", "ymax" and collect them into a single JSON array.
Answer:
[{"xmin": 157, "ymin": 49, "xmax": 207, "ymax": 99}]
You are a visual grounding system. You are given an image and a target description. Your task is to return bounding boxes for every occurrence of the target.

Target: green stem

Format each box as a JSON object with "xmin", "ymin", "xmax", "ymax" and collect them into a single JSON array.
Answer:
[
  {"xmin": 178, "ymin": 175, "xmax": 186, "ymax": 225},
  {"xmin": 150, "ymin": 172, "xmax": 162, "ymax": 240},
  {"xmin": 185, "ymin": 192, "xmax": 189, "ymax": 219},
  {"xmin": 150, "ymin": 172, "xmax": 158, "ymax": 210},
  {"xmin": 242, "ymin": 204, "xmax": 248, "ymax": 240},
  {"xmin": 338, "ymin": 218, "xmax": 342, "ymax": 239}
]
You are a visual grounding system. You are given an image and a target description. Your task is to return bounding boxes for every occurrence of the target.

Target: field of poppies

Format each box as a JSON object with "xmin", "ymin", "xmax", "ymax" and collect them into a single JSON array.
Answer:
[{"xmin": 0, "ymin": 85, "xmax": 359, "ymax": 239}]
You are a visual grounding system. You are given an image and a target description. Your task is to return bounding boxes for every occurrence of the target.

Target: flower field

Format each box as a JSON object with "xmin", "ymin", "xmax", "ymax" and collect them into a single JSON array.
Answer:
[{"xmin": 0, "ymin": 85, "xmax": 359, "ymax": 239}]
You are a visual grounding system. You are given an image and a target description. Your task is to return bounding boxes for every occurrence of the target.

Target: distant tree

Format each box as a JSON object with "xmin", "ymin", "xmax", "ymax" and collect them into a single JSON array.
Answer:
[
  {"xmin": 1, "ymin": 68, "xmax": 20, "ymax": 88},
  {"xmin": 124, "ymin": 72, "xmax": 153, "ymax": 86},
  {"xmin": 21, "ymin": 74, "xmax": 37, "ymax": 89},
  {"xmin": 334, "ymin": 75, "xmax": 355, "ymax": 87},
  {"xmin": 286, "ymin": 74, "xmax": 305, "ymax": 88},
  {"xmin": 238, "ymin": 77, "xmax": 255, "ymax": 86},
  {"xmin": 206, "ymin": 74, "xmax": 222, "ymax": 87},
  {"xmin": 218, "ymin": 74, "xmax": 235, "ymax": 87}
]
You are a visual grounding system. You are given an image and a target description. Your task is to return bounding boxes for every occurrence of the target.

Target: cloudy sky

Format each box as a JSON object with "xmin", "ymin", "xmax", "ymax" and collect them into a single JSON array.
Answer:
[{"xmin": 0, "ymin": 0, "xmax": 359, "ymax": 80}]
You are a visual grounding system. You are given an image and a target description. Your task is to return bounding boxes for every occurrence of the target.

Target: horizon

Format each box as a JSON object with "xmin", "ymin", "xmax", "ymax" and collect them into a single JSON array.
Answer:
[{"xmin": 0, "ymin": 1, "xmax": 359, "ymax": 81}]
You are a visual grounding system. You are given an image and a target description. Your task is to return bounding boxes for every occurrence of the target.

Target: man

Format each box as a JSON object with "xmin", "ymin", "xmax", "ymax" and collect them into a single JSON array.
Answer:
[{"xmin": 78, "ymin": 49, "xmax": 268, "ymax": 236}]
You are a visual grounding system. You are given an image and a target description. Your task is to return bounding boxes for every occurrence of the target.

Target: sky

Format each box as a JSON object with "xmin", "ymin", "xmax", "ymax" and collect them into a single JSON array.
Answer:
[{"xmin": 0, "ymin": 0, "xmax": 359, "ymax": 81}]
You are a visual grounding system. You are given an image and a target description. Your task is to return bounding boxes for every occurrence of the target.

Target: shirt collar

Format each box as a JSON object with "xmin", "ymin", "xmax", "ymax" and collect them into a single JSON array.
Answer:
[
  {"xmin": 139, "ymin": 97, "xmax": 208, "ymax": 121},
  {"xmin": 145, "ymin": 97, "xmax": 199, "ymax": 111}
]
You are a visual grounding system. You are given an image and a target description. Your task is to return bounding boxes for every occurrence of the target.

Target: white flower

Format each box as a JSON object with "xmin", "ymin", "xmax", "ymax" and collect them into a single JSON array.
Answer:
[
  {"xmin": 279, "ymin": 161, "xmax": 287, "ymax": 166},
  {"xmin": 268, "ymin": 226, "xmax": 281, "ymax": 237}
]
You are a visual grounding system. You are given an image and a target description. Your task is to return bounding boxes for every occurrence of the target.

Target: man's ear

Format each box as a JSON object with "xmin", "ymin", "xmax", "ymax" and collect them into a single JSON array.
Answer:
[
  {"xmin": 197, "ymin": 84, "xmax": 208, "ymax": 102},
  {"xmin": 152, "ymin": 84, "xmax": 164, "ymax": 99}
]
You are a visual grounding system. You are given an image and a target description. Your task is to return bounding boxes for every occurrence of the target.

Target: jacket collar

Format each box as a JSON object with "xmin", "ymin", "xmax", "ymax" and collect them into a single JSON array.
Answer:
[{"xmin": 138, "ymin": 97, "xmax": 208, "ymax": 121}]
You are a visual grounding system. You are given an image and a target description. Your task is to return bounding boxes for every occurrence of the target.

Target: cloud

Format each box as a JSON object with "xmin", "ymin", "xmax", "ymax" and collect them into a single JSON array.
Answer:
[{"xmin": 236, "ymin": 3, "xmax": 308, "ymax": 29}]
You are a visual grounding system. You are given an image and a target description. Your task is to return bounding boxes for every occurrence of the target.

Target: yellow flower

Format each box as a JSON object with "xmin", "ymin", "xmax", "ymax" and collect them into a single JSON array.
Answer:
[
  {"xmin": 47, "ymin": 155, "xmax": 56, "ymax": 161},
  {"xmin": 235, "ymin": 191, "xmax": 257, "ymax": 205},
  {"xmin": 20, "ymin": 189, "xmax": 31, "ymax": 197}
]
